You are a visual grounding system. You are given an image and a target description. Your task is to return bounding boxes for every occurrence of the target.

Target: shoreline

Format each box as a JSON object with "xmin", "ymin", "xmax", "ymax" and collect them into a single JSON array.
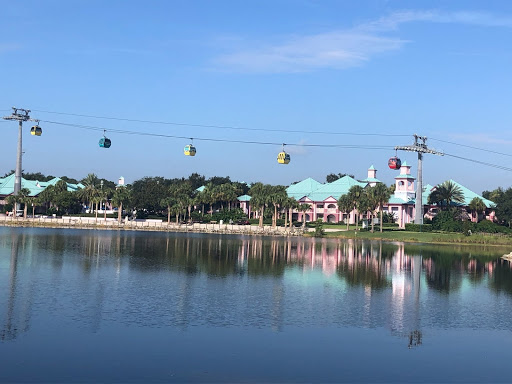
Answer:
[
  {"xmin": 2, "ymin": 216, "xmax": 511, "ymax": 249},
  {"xmin": 0, "ymin": 216, "xmax": 305, "ymax": 237}
]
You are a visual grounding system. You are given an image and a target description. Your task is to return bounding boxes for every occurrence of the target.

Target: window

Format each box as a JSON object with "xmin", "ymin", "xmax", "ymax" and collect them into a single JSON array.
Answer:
[
  {"xmin": 327, "ymin": 204, "xmax": 336, "ymax": 209},
  {"xmin": 317, "ymin": 204, "xmax": 324, "ymax": 208}
]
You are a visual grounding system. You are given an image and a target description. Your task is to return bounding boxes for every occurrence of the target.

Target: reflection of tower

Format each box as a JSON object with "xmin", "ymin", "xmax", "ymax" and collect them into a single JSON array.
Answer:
[
  {"xmin": 271, "ymin": 282, "xmax": 284, "ymax": 332},
  {"xmin": 389, "ymin": 244, "xmax": 423, "ymax": 348},
  {"xmin": 1, "ymin": 234, "xmax": 32, "ymax": 341}
]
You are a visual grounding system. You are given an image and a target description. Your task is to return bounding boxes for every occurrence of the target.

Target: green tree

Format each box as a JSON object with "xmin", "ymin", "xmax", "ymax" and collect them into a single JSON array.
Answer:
[
  {"xmin": 468, "ymin": 197, "xmax": 486, "ymax": 223},
  {"xmin": 131, "ymin": 177, "xmax": 168, "ymax": 214},
  {"xmin": 428, "ymin": 181, "xmax": 465, "ymax": 210},
  {"xmin": 326, "ymin": 173, "xmax": 354, "ymax": 183},
  {"xmin": 249, "ymin": 183, "xmax": 269, "ymax": 227},
  {"xmin": 268, "ymin": 185, "xmax": 287, "ymax": 227},
  {"xmin": 337, "ymin": 194, "xmax": 353, "ymax": 230},
  {"xmin": 493, "ymin": 187, "xmax": 512, "ymax": 227},
  {"xmin": 347, "ymin": 185, "xmax": 364, "ymax": 230},
  {"xmin": 298, "ymin": 203, "xmax": 311, "ymax": 228},
  {"xmin": 112, "ymin": 186, "xmax": 131, "ymax": 223},
  {"xmin": 371, "ymin": 183, "xmax": 392, "ymax": 232}
]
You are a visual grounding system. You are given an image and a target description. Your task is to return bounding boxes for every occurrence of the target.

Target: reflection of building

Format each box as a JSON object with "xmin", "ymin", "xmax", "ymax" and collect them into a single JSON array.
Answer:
[{"xmin": 1, "ymin": 235, "xmax": 32, "ymax": 341}]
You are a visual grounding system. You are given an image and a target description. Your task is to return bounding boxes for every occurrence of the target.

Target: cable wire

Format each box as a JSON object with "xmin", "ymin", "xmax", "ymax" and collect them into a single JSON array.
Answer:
[
  {"xmin": 41, "ymin": 119, "xmax": 393, "ymax": 149},
  {"xmin": 33, "ymin": 109, "xmax": 410, "ymax": 137},
  {"xmin": 430, "ymin": 137, "xmax": 512, "ymax": 158}
]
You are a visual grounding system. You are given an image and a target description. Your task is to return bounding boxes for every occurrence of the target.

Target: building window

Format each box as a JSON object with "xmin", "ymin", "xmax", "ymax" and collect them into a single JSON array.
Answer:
[
  {"xmin": 327, "ymin": 204, "xmax": 336, "ymax": 209},
  {"xmin": 317, "ymin": 204, "xmax": 324, "ymax": 208}
]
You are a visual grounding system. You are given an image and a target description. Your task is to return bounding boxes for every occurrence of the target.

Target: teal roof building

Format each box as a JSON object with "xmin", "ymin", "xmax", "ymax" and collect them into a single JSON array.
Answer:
[{"xmin": 0, "ymin": 174, "xmax": 84, "ymax": 199}]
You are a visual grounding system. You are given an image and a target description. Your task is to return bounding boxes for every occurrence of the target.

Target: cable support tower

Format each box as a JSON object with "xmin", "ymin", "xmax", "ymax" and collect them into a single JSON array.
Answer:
[
  {"xmin": 395, "ymin": 134, "xmax": 444, "ymax": 225},
  {"xmin": 2, "ymin": 108, "xmax": 42, "ymax": 201}
]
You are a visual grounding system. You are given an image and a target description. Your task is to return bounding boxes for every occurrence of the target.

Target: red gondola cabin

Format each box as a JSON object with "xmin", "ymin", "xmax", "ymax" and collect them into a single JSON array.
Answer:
[{"xmin": 388, "ymin": 157, "xmax": 401, "ymax": 170}]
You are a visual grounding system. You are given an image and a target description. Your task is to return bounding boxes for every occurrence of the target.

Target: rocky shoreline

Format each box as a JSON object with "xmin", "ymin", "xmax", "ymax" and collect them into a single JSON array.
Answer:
[{"xmin": 0, "ymin": 216, "xmax": 306, "ymax": 237}]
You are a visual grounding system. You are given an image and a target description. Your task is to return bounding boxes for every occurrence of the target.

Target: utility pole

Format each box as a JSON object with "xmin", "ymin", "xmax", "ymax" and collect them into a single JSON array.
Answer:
[
  {"xmin": 2, "ymin": 107, "xmax": 40, "ymax": 209},
  {"xmin": 395, "ymin": 135, "xmax": 443, "ymax": 225}
]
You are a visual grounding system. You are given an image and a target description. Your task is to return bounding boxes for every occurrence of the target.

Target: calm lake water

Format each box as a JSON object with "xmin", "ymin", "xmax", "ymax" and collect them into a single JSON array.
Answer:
[{"xmin": 1, "ymin": 227, "xmax": 511, "ymax": 383}]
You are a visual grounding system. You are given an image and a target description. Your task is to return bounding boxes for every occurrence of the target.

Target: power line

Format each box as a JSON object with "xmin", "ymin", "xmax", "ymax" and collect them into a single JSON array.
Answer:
[{"xmin": 33, "ymin": 109, "xmax": 410, "ymax": 137}]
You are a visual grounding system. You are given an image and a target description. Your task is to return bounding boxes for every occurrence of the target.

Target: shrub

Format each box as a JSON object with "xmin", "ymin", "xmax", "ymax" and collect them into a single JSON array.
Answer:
[
  {"xmin": 475, "ymin": 220, "xmax": 510, "ymax": 234},
  {"xmin": 404, "ymin": 223, "xmax": 433, "ymax": 232},
  {"xmin": 314, "ymin": 219, "xmax": 325, "ymax": 237}
]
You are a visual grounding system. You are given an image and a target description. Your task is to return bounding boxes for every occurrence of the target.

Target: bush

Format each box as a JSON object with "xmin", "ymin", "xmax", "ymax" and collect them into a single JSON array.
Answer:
[
  {"xmin": 314, "ymin": 219, "xmax": 325, "ymax": 237},
  {"xmin": 382, "ymin": 212, "xmax": 396, "ymax": 224},
  {"xmin": 475, "ymin": 220, "xmax": 510, "ymax": 234},
  {"xmin": 404, "ymin": 223, "xmax": 433, "ymax": 232},
  {"xmin": 248, "ymin": 218, "xmax": 285, "ymax": 226},
  {"xmin": 432, "ymin": 210, "xmax": 463, "ymax": 232}
]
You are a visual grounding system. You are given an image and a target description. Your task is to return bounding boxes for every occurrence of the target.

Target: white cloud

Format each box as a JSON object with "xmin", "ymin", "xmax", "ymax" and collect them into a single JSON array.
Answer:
[{"xmin": 212, "ymin": 10, "xmax": 512, "ymax": 74}]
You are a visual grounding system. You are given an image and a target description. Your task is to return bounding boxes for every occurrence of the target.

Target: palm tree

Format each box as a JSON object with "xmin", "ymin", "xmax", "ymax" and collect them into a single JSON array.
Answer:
[
  {"xmin": 428, "ymin": 181, "xmax": 465, "ymax": 210},
  {"xmin": 347, "ymin": 185, "xmax": 364, "ymax": 230},
  {"xmin": 268, "ymin": 185, "xmax": 287, "ymax": 227},
  {"xmin": 38, "ymin": 186, "xmax": 56, "ymax": 213},
  {"xmin": 371, "ymin": 183, "xmax": 392, "ymax": 232},
  {"xmin": 298, "ymin": 203, "xmax": 311, "ymax": 228},
  {"xmin": 469, "ymin": 197, "xmax": 486, "ymax": 223},
  {"xmin": 112, "ymin": 186, "xmax": 131, "ymax": 223},
  {"xmin": 79, "ymin": 173, "xmax": 100, "ymax": 213},
  {"xmin": 17, "ymin": 188, "xmax": 31, "ymax": 219},
  {"xmin": 337, "ymin": 194, "xmax": 353, "ymax": 231},
  {"xmin": 282, "ymin": 197, "xmax": 298, "ymax": 228},
  {"xmin": 249, "ymin": 183, "xmax": 269, "ymax": 228}
]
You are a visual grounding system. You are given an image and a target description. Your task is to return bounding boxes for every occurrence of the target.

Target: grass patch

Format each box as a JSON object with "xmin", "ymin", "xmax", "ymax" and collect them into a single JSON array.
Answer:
[{"xmin": 309, "ymin": 230, "xmax": 512, "ymax": 246}]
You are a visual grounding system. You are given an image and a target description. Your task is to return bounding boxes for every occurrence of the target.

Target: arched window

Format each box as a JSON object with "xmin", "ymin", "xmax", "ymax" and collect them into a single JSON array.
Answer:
[{"xmin": 327, "ymin": 204, "xmax": 336, "ymax": 209}]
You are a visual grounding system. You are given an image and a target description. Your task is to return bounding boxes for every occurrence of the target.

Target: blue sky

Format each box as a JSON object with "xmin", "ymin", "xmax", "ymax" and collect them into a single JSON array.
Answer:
[{"xmin": 1, "ymin": 0, "xmax": 511, "ymax": 193}]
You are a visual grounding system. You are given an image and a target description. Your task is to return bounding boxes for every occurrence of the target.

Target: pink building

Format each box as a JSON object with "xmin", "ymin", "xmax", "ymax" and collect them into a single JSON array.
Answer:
[{"xmin": 239, "ymin": 164, "xmax": 496, "ymax": 228}]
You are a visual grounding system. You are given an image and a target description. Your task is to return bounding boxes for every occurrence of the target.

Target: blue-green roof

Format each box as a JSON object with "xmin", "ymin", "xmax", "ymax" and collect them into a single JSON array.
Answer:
[
  {"xmin": 445, "ymin": 180, "xmax": 496, "ymax": 208},
  {"xmin": 196, "ymin": 186, "xmax": 205, "ymax": 192},
  {"xmin": 306, "ymin": 176, "xmax": 366, "ymax": 201},
  {"xmin": 238, "ymin": 194, "xmax": 251, "ymax": 202},
  {"xmin": 388, "ymin": 196, "xmax": 413, "ymax": 204},
  {"xmin": 286, "ymin": 178, "xmax": 322, "ymax": 200},
  {"xmin": 0, "ymin": 174, "xmax": 84, "ymax": 197},
  {"xmin": 395, "ymin": 174, "xmax": 416, "ymax": 180},
  {"xmin": 361, "ymin": 177, "xmax": 381, "ymax": 183}
]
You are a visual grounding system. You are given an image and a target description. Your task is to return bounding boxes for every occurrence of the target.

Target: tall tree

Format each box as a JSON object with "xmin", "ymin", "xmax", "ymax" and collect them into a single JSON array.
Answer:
[
  {"xmin": 337, "ymin": 194, "xmax": 353, "ymax": 231},
  {"xmin": 112, "ymin": 186, "xmax": 131, "ymax": 223},
  {"xmin": 326, "ymin": 173, "xmax": 355, "ymax": 183},
  {"xmin": 428, "ymin": 181, "xmax": 465, "ymax": 209},
  {"xmin": 371, "ymin": 183, "xmax": 392, "ymax": 232},
  {"xmin": 468, "ymin": 197, "xmax": 486, "ymax": 223},
  {"xmin": 347, "ymin": 185, "xmax": 364, "ymax": 230},
  {"xmin": 298, "ymin": 203, "xmax": 311, "ymax": 228},
  {"xmin": 249, "ymin": 183, "xmax": 269, "ymax": 228}
]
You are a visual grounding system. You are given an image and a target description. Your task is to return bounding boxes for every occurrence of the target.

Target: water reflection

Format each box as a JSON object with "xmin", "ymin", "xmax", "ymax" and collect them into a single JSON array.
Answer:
[{"xmin": 1, "ymin": 228, "xmax": 512, "ymax": 349}]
